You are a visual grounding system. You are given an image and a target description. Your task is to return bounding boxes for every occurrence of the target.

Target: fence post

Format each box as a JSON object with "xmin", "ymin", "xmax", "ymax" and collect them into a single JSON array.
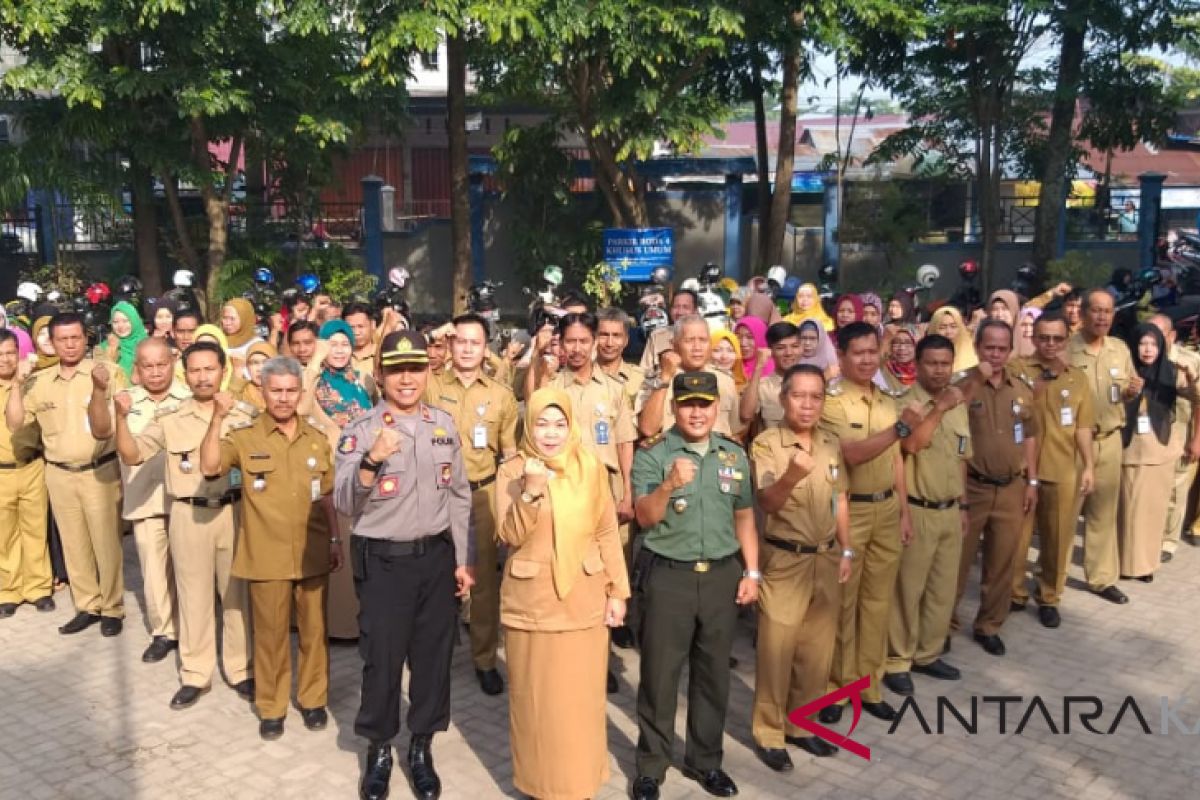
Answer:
[
  {"xmin": 822, "ymin": 176, "xmax": 840, "ymax": 270},
  {"xmin": 469, "ymin": 173, "xmax": 485, "ymax": 283},
  {"xmin": 380, "ymin": 184, "xmax": 396, "ymax": 233},
  {"xmin": 33, "ymin": 191, "xmax": 56, "ymax": 266},
  {"xmin": 1137, "ymin": 172, "xmax": 1165, "ymax": 269},
  {"xmin": 361, "ymin": 175, "xmax": 384, "ymax": 279},
  {"xmin": 723, "ymin": 173, "xmax": 743, "ymax": 281}
]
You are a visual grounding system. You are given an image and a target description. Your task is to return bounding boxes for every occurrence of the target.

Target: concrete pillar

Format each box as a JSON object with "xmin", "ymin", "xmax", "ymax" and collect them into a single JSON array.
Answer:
[
  {"xmin": 380, "ymin": 185, "xmax": 396, "ymax": 232},
  {"xmin": 361, "ymin": 175, "xmax": 384, "ymax": 278},
  {"xmin": 1138, "ymin": 172, "xmax": 1166, "ymax": 269},
  {"xmin": 723, "ymin": 173, "xmax": 743, "ymax": 281}
]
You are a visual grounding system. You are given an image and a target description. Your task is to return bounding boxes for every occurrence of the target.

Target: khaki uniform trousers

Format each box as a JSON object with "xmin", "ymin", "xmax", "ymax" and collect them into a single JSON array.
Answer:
[
  {"xmin": 171, "ymin": 502, "xmax": 251, "ymax": 689},
  {"xmin": 1162, "ymin": 456, "xmax": 1197, "ymax": 555},
  {"xmin": 468, "ymin": 481, "xmax": 500, "ymax": 670},
  {"xmin": 44, "ymin": 461, "xmax": 124, "ymax": 617},
  {"xmin": 248, "ymin": 575, "xmax": 328, "ymax": 719},
  {"xmin": 132, "ymin": 517, "xmax": 176, "ymax": 639},
  {"xmin": 1079, "ymin": 434, "xmax": 1121, "ymax": 590},
  {"xmin": 828, "ymin": 496, "xmax": 901, "ymax": 705},
  {"xmin": 1020, "ymin": 481, "xmax": 1080, "ymax": 607},
  {"xmin": 752, "ymin": 548, "xmax": 840, "ymax": 748},
  {"xmin": 887, "ymin": 506, "xmax": 961, "ymax": 673},
  {"xmin": 955, "ymin": 480, "xmax": 1024, "ymax": 636},
  {"xmin": 0, "ymin": 460, "xmax": 51, "ymax": 604}
]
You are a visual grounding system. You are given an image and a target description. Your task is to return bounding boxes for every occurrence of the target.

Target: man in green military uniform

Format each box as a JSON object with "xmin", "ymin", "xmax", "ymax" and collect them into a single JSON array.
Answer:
[{"xmin": 630, "ymin": 372, "xmax": 760, "ymax": 800}]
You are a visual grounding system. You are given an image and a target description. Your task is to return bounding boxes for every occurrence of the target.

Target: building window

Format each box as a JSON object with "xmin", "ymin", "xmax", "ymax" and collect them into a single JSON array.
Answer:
[{"xmin": 420, "ymin": 50, "xmax": 438, "ymax": 71}]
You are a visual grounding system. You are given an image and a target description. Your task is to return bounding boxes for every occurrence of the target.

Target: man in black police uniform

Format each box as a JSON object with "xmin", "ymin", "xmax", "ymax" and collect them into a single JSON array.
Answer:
[
  {"xmin": 334, "ymin": 330, "xmax": 474, "ymax": 800},
  {"xmin": 630, "ymin": 371, "xmax": 761, "ymax": 800}
]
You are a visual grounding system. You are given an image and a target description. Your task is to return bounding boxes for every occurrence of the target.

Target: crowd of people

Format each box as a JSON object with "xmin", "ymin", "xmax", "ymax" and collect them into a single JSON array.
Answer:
[{"xmin": 1, "ymin": 274, "xmax": 1197, "ymax": 800}]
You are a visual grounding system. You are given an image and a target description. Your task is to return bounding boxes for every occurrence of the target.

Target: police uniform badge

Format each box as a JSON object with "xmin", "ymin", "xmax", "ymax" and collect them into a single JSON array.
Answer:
[
  {"xmin": 378, "ymin": 475, "xmax": 399, "ymax": 498},
  {"xmin": 432, "ymin": 427, "xmax": 454, "ymax": 446},
  {"xmin": 382, "ymin": 412, "xmax": 395, "ymax": 426},
  {"xmin": 338, "ymin": 434, "xmax": 357, "ymax": 454}
]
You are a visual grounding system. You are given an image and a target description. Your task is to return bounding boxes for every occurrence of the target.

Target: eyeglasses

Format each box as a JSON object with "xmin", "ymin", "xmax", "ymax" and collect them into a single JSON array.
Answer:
[{"xmin": 1036, "ymin": 334, "xmax": 1067, "ymax": 344}]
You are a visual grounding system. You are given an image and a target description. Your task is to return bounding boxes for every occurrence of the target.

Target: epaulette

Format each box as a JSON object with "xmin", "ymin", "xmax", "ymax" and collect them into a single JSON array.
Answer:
[
  {"xmin": 306, "ymin": 415, "xmax": 325, "ymax": 432},
  {"xmin": 825, "ymin": 377, "xmax": 845, "ymax": 397},
  {"xmin": 950, "ymin": 369, "xmax": 974, "ymax": 385},
  {"xmin": 880, "ymin": 384, "xmax": 909, "ymax": 399},
  {"xmin": 1017, "ymin": 372, "xmax": 1036, "ymax": 390},
  {"xmin": 234, "ymin": 401, "xmax": 260, "ymax": 418},
  {"xmin": 153, "ymin": 403, "xmax": 181, "ymax": 420},
  {"xmin": 639, "ymin": 433, "xmax": 665, "ymax": 450},
  {"xmin": 228, "ymin": 418, "xmax": 253, "ymax": 431}
]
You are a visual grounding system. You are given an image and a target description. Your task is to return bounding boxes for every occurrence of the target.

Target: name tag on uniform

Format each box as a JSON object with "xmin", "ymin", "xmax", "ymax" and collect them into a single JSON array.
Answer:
[
  {"xmin": 438, "ymin": 463, "xmax": 452, "ymax": 488},
  {"xmin": 957, "ymin": 435, "xmax": 967, "ymax": 455},
  {"xmin": 1137, "ymin": 414, "xmax": 1151, "ymax": 435},
  {"xmin": 1109, "ymin": 383, "xmax": 1120, "ymax": 404},
  {"xmin": 1060, "ymin": 406, "xmax": 1074, "ymax": 427},
  {"xmin": 1014, "ymin": 422, "xmax": 1024, "ymax": 444},
  {"xmin": 595, "ymin": 420, "xmax": 610, "ymax": 445},
  {"xmin": 472, "ymin": 423, "xmax": 488, "ymax": 449},
  {"xmin": 310, "ymin": 477, "xmax": 322, "ymax": 502},
  {"xmin": 230, "ymin": 468, "xmax": 242, "ymax": 488}
]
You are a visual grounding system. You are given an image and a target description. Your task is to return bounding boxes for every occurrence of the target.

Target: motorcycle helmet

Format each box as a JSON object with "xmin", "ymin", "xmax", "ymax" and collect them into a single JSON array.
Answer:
[
  {"xmin": 387, "ymin": 267, "xmax": 411, "ymax": 289},
  {"xmin": 641, "ymin": 305, "xmax": 669, "ymax": 332},
  {"xmin": 649, "ymin": 266, "xmax": 671, "ymax": 286},
  {"xmin": 679, "ymin": 278, "xmax": 700, "ymax": 293},
  {"xmin": 780, "ymin": 275, "xmax": 803, "ymax": 301},
  {"xmin": 253, "ymin": 267, "xmax": 275, "ymax": 287},
  {"xmin": 766, "ymin": 265, "xmax": 788, "ymax": 290},
  {"xmin": 16, "ymin": 282, "xmax": 41, "ymax": 303},
  {"xmin": 917, "ymin": 264, "xmax": 941, "ymax": 289},
  {"xmin": 699, "ymin": 262, "xmax": 722, "ymax": 285},
  {"xmin": 542, "ymin": 265, "xmax": 564, "ymax": 288},
  {"xmin": 115, "ymin": 274, "xmax": 143, "ymax": 298},
  {"xmin": 173, "ymin": 269, "xmax": 196, "ymax": 288},
  {"xmin": 957, "ymin": 260, "xmax": 979, "ymax": 281},
  {"xmin": 297, "ymin": 272, "xmax": 321, "ymax": 295},
  {"xmin": 86, "ymin": 282, "xmax": 112, "ymax": 305}
]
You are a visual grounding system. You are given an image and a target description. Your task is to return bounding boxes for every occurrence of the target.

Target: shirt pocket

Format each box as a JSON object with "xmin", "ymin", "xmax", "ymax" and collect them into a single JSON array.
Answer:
[
  {"xmin": 508, "ymin": 559, "xmax": 541, "ymax": 579},
  {"xmin": 244, "ymin": 453, "xmax": 277, "ymax": 491},
  {"xmin": 582, "ymin": 544, "xmax": 605, "ymax": 576}
]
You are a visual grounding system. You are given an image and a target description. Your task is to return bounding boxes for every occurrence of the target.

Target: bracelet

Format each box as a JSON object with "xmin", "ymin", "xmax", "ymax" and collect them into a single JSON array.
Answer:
[
  {"xmin": 742, "ymin": 569, "xmax": 763, "ymax": 582},
  {"xmin": 330, "ymin": 537, "xmax": 342, "ymax": 545},
  {"xmin": 1027, "ymin": 478, "xmax": 1040, "ymax": 487}
]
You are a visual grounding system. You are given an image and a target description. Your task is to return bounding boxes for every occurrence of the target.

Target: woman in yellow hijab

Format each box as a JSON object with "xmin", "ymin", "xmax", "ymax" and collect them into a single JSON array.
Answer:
[
  {"xmin": 709, "ymin": 328, "xmax": 746, "ymax": 390},
  {"xmin": 495, "ymin": 387, "xmax": 630, "ymax": 800},
  {"xmin": 928, "ymin": 305, "xmax": 979, "ymax": 372},
  {"xmin": 191, "ymin": 324, "xmax": 236, "ymax": 390},
  {"xmin": 784, "ymin": 282, "xmax": 836, "ymax": 331}
]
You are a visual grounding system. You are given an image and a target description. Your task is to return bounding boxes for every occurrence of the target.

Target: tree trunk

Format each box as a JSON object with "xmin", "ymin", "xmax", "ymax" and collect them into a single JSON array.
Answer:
[
  {"xmin": 763, "ymin": 21, "xmax": 803, "ymax": 267},
  {"xmin": 128, "ymin": 156, "xmax": 163, "ymax": 297},
  {"xmin": 447, "ymin": 32, "xmax": 472, "ymax": 315},
  {"xmin": 245, "ymin": 133, "xmax": 268, "ymax": 235},
  {"xmin": 1031, "ymin": 8, "xmax": 1087, "ymax": 271},
  {"xmin": 163, "ymin": 173, "xmax": 201, "ymax": 273},
  {"xmin": 190, "ymin": 116, "xmax": 241, "ymax": 310},
  {"xmin": 752, "ymin": 71, "xmax": 772, "ymax": 271},
  {"xmin": 978, "ymin": 116, "xmax": 1000, "ymax": 295}
]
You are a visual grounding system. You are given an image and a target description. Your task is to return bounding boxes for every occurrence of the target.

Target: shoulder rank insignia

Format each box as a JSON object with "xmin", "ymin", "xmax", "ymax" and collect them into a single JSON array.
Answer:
[
  {"xmin": 638, "ymin": 432, "xmax": 664, "ymax": 450},
  {"xmin": 306, "ymin": 415, "xmax": 325, "ymax": 431},
  {"xmin": 825, "ymin": 377, "xmax": 845, "ymax": 397},
  {"xmin": 235, "ymin": 400, "xmax": 260, "ymax": 418},
  {"xmin": 880, "ymin": 384, "xmax": 909, "ymax": 399},
  {"xmin": 153, "ymin": 404, "xmax": 180, "ymax": 419},
  {"xmin": 951, "ymin": 369, "xmax": 973, "ymax": 385}
]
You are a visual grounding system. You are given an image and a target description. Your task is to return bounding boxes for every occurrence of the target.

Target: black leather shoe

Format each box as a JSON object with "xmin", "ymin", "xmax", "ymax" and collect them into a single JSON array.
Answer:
[
  {"xmin": 1094, "ymin": 585, "xmax": 1129, "ymax": 604},
  {"xmin": 882, "ymin": 672, "xmax": 914, "ymax": 696},
  {"xmin": 34, "ymin": 596, "xmax": 55, "ymax": 612},
  {"xmin": 170, "ymin": 685, "xmax": 209, "ymax": 709},
  {"xmin": 301, "ymin": 706, "xmax": 328, "ymax": 731},
  {"xmin": 682, "ymin": 767, "xmax": 738, "ymax": 797},
  {"xmin": 755, "ymin": 746, "xmax": 793, "ymax": 772},
  {"xmin": 788, "ymin": 735, "xmax": 838, "ymax": 757},
  {"xmin": 475, "ymin": 668, "xmax": 504, "ymax": 696},
  {"xmin": 817, "ymin": 704, "xmax": 843, "ymax": 724},
  {"xmin": 607, "ymin": 670, "xmax": 618, "ymax": 694},
  {"xmin": 142, "ymin": 636, "xmax": 177, "ymax": 663},
  {"xmin": 973, "ymin": 632, "xmax": 1006, "ymax": 656},
  {"xmin": 100, "ymin": 617, "xmax": 123, "ymax": 637},
  {"xmin": 630, "ymin": 776, "xmax": 660, "ymax": 800},
  {"xmin": 1161, "ymin": 550, "xmax": 1174, "ymax": 563},
  {"xmin": 863, "ymin": 700, "xmax": 896, "ymax": 721},
  {"xmin": 259, "ymin": 717, "xmax": 285, "ymax": 740},
  {"xmin": 361, "ymin": 743, "xmax": 393, "ymax": 800},
  {"xmin": 0, "ymin": 603, "xmax": 16, "ymax": 618},
  {"xmin": 233, "ymin": 679, "xmax": 255, "ymax": 702},
  {"xmin": 1009, "ymin": 600, "xmax": 1027, "ymax": 613},
  {"xmin": 1136, "ymin": 574, "xmax": 1154, "ymax": 583},
  {"xmin": 912, "ymin": 658, "xmax": 961, "ymax": 681},
  {"xmin": 612, "ymin": 625, "xmax": 636, "ymax": 649},
  {"xmin": 58, "ymin": 611, "xmax": 100, "ymax": 634},
  {"xmin": 1037, "ymin": 605, "xmax": 1061, "ymax": 628},
  {"xmin": 407, "ymin": 734, "xmax": 441, "ymax": 800}
]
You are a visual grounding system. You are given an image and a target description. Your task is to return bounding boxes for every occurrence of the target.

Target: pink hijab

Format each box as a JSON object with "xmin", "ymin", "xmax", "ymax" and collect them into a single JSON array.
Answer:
[
  {"xmin": 735, "ymin": 317, "xmax": 775, "ymax": 379},
  {"xmin": 12, "ymin": 327, "xmax": 34, "ymax": 361}
]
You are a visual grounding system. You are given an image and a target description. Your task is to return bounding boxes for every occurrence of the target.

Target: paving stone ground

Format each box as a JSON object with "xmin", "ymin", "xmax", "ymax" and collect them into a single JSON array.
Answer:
[{"xmin": 3, "ymin": 531, "xmax": 1200, "ymax": 799}]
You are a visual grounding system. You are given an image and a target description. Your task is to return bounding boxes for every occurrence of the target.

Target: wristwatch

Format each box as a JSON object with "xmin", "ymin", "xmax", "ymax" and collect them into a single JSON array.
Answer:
[
  {"xmin": 360, "ymin": 455, "xmax": 384, "ymax": 474},
  {"xmin": 842, "ymin": 548, "xmax": 856, "ymax": 560},
  {"xmin": 520, "ymin": 491, "xmax": 543, "ymax": 505},
  {"xmin": 742, "ymin": 569, "xmax": 763, "ymax": 583},
  {"xmin": 894, "ymin": 420, "xmax": 913, "ymax": 439},
  {"xmin": 1027, "ymin": 478, "xmax": 1040, "ymax": 487}
]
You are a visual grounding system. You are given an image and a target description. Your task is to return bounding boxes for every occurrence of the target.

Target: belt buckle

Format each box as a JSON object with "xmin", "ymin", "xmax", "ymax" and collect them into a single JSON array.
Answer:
[
  {"xmin": 872, "ymin": 491, "xmax": 885, "ymax": 502},
  {"xmin": 694, "ymin": 560, "xmax": 711, "ymax": 573}
]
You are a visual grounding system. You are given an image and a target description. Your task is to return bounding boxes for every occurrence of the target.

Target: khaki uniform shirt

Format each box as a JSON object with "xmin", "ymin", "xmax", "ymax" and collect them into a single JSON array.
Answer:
[
  {"xmin": 638, "ymin": 327, "xmax": 675, "ymax": 373},
  {"xmin": 1123, "ymin": 372, "xmax": 1200, "ymax": 466},
  {"xmin": 1067, "ymin": 332, "xmax": 1134, "ymax": 434},
  {"xmin": 966, "ymin": 368, "xmax": 1039, "ymax": 481},
  {"xmin": 0, "ymin": 379, "xmax": 40, "ymax": 464},
  {"xmin": 549, "ymin": 369, "xmax": 637, "ymax": 474},
  {"xmin": 751, "ymin": 426, "xmax": 847, "ymax": 547},
  {"xmin": 905, "ymin": 383, "xmax": 972, "ymax": 503},
  {"xmin": 819, "ymin": 378, "xmax": 900, "ymax": 495},
  {"xmin": 351, "ymin": 343, "xmax": 377, "ymax": 379},
  {"xmin": 19, "ymin": 360, "xmax": 127, "ymax": 465},
  {"xmin": 135, "ymin": 398, "xmax": 257, "ymax": 501},
  {"xmin": 218, "ymin": 415, "xmax": 335, "ymax": 581},
  {"xmin": 120, "ymin": 382, "xmax": 192, "ymax": 520},
  {"xmin": 754, "ymin": 374, "xmax": 785, "ymax": 430},
  {"xmin": 1012, "ymin": 356, "xmax": 1095, "ymax": 484},
  {"xmin": 602, "ymin": 361, "xmax": 645, "ymax": 416},
  {"xmin": 640, "ymin": 367, "xmax": 741, "ymax": 438},
  {"xmin": 424, "ymin": 370, "xmax": 518, "ymax": 483},
  {"xmin": 1168, "ymin": 344, "xmax": 1200, "ymax": 443}
]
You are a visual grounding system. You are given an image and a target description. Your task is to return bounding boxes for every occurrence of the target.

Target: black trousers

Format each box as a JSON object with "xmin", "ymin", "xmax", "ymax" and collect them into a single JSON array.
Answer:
[
  {"xmin": 352, "ymin": 534, "xmax": 457, "ymax": 744},
  {"xmin": 635, "ymin": 555, "xmax": 740, "ymax": 780}
]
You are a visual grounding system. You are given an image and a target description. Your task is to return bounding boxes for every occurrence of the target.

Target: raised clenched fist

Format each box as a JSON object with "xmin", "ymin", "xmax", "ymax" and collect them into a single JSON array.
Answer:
[
  {"xmin": 113, "ymin": 391, "xmax": 132, "ymax": 418},
  {"xmin": 900, "ymin": 402, "xmax": 924, "ymax": 428},
  {"xmin": 523, "ymin": 456, "xmax": 549, "ymax": 496},
  {"xmin": 660, "ymin": 350, "xmax": 682, "ymax": 380},
  {"xmin": 784, "ymin": 448, "xmax": 815, "ymax": 482},
  {"xmin": 368, "ymin": 427, "xmax": 402, "ymax": 463},
  {"xmin": 667, "ymin": 457, "xmax": 697, "ymax": 491},
  {"xmin": 91, "ymin": 363, "xmax": 111, "ymax": 392},
  {"xmin": 935, "ymin": 385, "xmax": 964, "ymax": 413},
  {"xmin": 213, "ymin": 391, "xmax": 234, "ymax": 419}
]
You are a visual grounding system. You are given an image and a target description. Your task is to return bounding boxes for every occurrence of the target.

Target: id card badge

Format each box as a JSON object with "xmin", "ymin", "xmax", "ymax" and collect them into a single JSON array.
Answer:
[
  {"xmin": 1109, "ymin": 383, "xmax": 1121, "ymax": 404},
  {"xmin": 310, "ymin": 477, "xmax": 322, "ymax": 502},
  {"xmin": 1137, "ymin": 414, "xmax": 1151, "ymax": 435},
  {"xmin": 1014, "ymin": 422, "xmax": 1025, "ymax": 444},
  {"xmin": 230, "ymin": 468, "xmax": 243, "ymax": 489},
  {"xmin": 472, "ymin": 423, "xmax": 488, "ymax": 449},
  {"xmin": 595, "ymin": 420, "xmax": 610, "ymax": 445},
  {"xmin": 1060, "ymin": 406, "xmax": 1074, "ymax": 427}
]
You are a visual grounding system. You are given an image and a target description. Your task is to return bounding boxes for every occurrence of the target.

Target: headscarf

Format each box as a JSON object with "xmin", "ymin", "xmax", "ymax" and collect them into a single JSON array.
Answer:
[
  {"xmin": 785, "ymin": 283, "xmax": 835, "ymax": 331},
  {"xmin": 520, "ymin": 387, "xmax": 612, "ymax": 600},
  {"xmin": 928, "ymin": 305, "xmax": 979, "ymax": 372},
  {"xmin": 834, "ymin": 294, "xmax": 864, "ymax": 329},
  {"xmin": 798, "ymin": 319, "xmax": 837, "ymax": 371},
  {"xmin": 744, "ymin": 291, "xmax": 782, "ymax": 324},
  {"xmin": 888, "ymin": 292, "xmax": 915, "ymax": 325},
  {"xmin": 109, "ymin": 300, "xmax": 148, "ymax": 377},
  {"xmin": 734, "ymin": 316, "xmax": 774, "ymax": 380},
  {"xmin": 1015, "ymin": 307, "xmax": 1042, "ymax": 359},
  {"xmin": 221, "ymin": 298, "xmax": 258, "ymax": 349},
  {"xmin": 193, "ymin": 324, "xmax": 234, "ymax": 390},
  {"xmin": 1123, "ymin": 323, "xmax": 1177, "ymax": 448},
  {"xmin": 860, "ymin": 292, "xmax": 885, "ymax": 337},
  {"xmin": 239, "ymin": 341, "xmax": 277, "ymax": 410},
  {"xmin": 314, "ymin": 320, "xmax": 371, "ymax": 428},
  {"xmin": 885, "ymin": 326, "xmax": 919, "ymax": 386},
  {"xmin": 987, "ymin": 290, "xmax": 1022, "ymax": 327},
  {"xmin": 30, "ymin": 316, "xmax": 58, "ymax": 370},
  {"xmin": 709, "ymin": 328, "xmax": 746, "ymax": 389}
]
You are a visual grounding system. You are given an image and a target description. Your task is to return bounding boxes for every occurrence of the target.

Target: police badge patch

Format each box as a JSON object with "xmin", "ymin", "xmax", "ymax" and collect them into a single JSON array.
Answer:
[{"xmin": 338, "ymin": 434, "xmax": 357, "ymax": 454}]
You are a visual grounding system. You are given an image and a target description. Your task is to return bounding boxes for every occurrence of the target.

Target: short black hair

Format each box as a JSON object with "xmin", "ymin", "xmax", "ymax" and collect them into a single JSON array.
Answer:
[
  {"xmin": 1082, "ymin": 287, "xmax": 1113, "ymax": 312},
  {"xmin": 836, "ymin": 321, "xmax": 878, "ymax": 352},
  {"xmin": 453, "ymin": 312, "xmax": 491, "ymax": 340},
  {"xmin": 672, "ymin": 288, "xmax": 699, "ymax": 309},
  {"xmin": 48, "ymin": 312, "xmax": 86, "ymax": 337},
  {"xmin": 0, "ymin": 329, "xmax": 17, "ymax": 349},
  {"xmin": 558, "ymin": 291, "xmax": 590, "ymax": 311},
  {"xmin": 173, "ymin": 308, "xmax": 201, "ymax": 327},
  {"xmin": 557, "ymin": 311, "xmax": 598, "ymax": 338},
  {"xmin": 341, "ymin": 302, "xmax": 374, "ymax": 323},
  {"xmin": 766, "ymin": 321, "xmax": 801, "ymax": 347},
  {"xmin": 1064, "ymin": 288, "xmax": 1084, "ymax": 303},
  {"xmin": 916, "ymin": 333, "xmax": 955, "ymax": 361},
  {"xmin": 286, "ymin": 320, "xmax": 320, "ymax": 343},
  {"xmin": 182, "ymin": 341, "xmax": 226, "ymax": 369},
  {"xmin": 780, "ymin": 363, "xmax": 826, "ymax": 392},
  {"xmin": 1034, "ymin": 313, "xmax": 1069, "ymax": 333}
]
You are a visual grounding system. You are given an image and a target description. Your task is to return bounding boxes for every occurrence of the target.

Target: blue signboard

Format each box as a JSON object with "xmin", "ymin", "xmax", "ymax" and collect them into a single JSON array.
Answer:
[{"xmin": 603, "ymin": 227, "xmax": 674, "ymax": 282}]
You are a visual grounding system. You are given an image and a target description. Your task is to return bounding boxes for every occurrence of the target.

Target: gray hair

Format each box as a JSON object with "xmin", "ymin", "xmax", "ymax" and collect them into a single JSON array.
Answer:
[
  {"xmin": 135, "ymin": 337, "xmax": 173, "ymax": 360},
  {"xmin": 596, "ymin": 307, "xmax": 631, "ymax": 328},
  {"xmin": 260, "ymin": 356, "xmax": 303, "ymax": 385},
  {"xmin": 673, "ymin": 314, "xmax": 707, "ymax": 342}
]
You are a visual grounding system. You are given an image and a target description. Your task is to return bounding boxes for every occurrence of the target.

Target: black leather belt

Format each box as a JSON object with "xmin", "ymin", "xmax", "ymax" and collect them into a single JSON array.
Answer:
[
  {"xmin": 360, "ymin": 532, "xmax": 450, "ymax": 558},
  {"xmin": 907, "ymin": 496, "xmax": 958, "ymax": 511},
  {"xmin": 175, "ymin": 490, "xmax": 242, "ymax": 509},
  {"xmin": 1095, "ymin": 428, "xmax": 1121, "ymax": 441},
  {"xmin": 0, "ymin": 460, "xmax": 32, "ymax": 469},
  {"xmin": 765, "ymin": 536, "xmax": 836, "ymax": 555},
  {"xmin": 651, "ymin": 552, "xmax": 736, "ymax": 573},
  {"xmin": 848, "ymin": 489, "xmax": 894, "ymax": 503},
  {"xmin": 469, "ymin": 474, "xmax": 496, "ymax": 491},
  {"xmin": 968, "ymin": 468, "xmax": 1013, "ymax": 487},
  {"xmin": 46, "ymin": 451, "xmax": 117, "ymax": 472}
]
